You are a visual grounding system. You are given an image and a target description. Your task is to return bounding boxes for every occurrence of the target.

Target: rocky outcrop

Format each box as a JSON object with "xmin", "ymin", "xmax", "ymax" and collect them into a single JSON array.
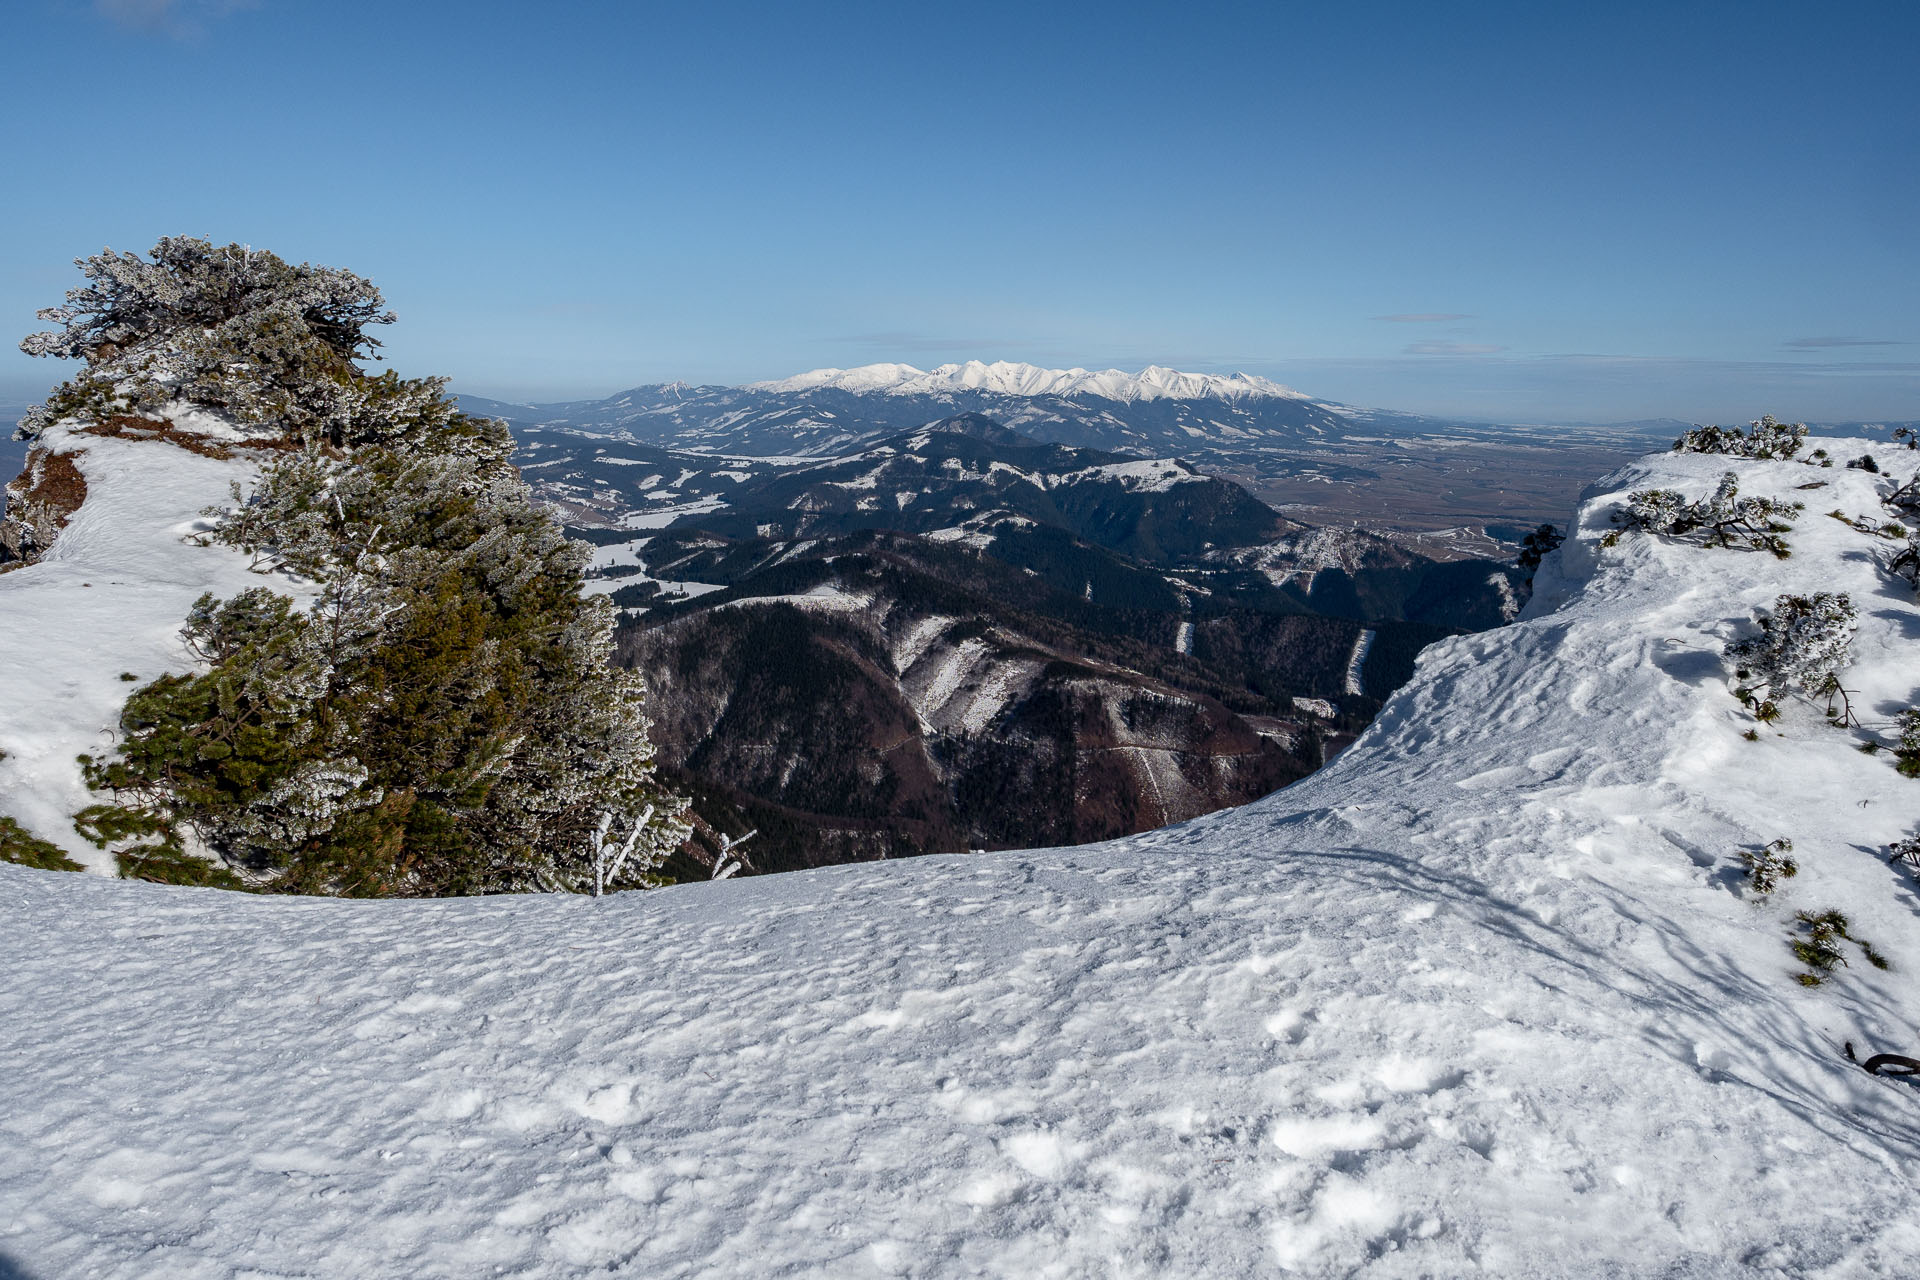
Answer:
[{"xmin": 1, "ymin": 445, "xmax": 88, "ymax": 565}]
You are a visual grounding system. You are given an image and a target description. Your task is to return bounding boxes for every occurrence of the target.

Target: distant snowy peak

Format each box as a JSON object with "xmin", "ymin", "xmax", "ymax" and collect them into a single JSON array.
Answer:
[{"xmin": 750, "ymin": 360, "xmax": 1309, "ymax": 404}]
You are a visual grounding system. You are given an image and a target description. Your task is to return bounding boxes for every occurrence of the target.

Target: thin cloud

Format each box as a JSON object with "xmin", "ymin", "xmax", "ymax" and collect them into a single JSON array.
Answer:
[
  {"xmin": 1783, "ymin": 336, "xmax": 1906, "ymax": 349},
  {"xmin": 95, "ymin": 0, "xmax": 256, "ymax": 35},
  {"xmin": 1405, "ymin": 341, "xmax": 1506, "ymax": 356},
  {"xmin": 1374, "ymin": 313, "xmax": 1474, "ymax": 323}
]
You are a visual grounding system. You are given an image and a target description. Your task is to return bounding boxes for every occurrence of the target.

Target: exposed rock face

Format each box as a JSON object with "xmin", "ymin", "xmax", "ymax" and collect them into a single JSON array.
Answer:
[{"xmin": 1, "ymin": 446, "xmax": 88, "ymax": 565}]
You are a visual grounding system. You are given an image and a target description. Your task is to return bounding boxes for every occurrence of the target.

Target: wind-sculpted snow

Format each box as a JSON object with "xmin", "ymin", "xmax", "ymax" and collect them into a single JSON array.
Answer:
[{"xmin": 6, "ymin": 441, "xmax": 1920, "ymax": 1276}]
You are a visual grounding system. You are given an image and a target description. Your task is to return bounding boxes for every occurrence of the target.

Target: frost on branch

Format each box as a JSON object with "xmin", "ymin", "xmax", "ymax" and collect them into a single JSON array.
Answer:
[
  {"xmin": 1888, "ymin": 527, "xmax": 1920, "ymax": 590},
  {"xmin": 711, "ymin": 828, "xmax": 755, "ymax": 881},
  {"xmin": 21, "ymin": 236, "xmax": 391, "ymax": 364},
  {"xmin": 581, "ymin": 805, "xmax": 684, "ymax": 896},
  {"xmin": 1739, "ymin": 838, "xmax": 1798, "ymax": 895},
  {"xmin": 13, "ymin": 236, "xmax": 469, "ymax": 449},
  {"xmin": 1671, "ymin": 415, "xmax": 1808, "ymax": 460},
  {"xmin": 1891, "ymin": 709, "xmax": 1920, "ymax": 778},
  {"xmin": 1890, "ymin": 833, "xmax": 1920, "ymax": 882},
  {"xmin": 1615, "ymin": 472, "xmax": 1800, "ymax": 557},
  {"xmin": 1726, "ymin": 592, "xmax": 1856, "ymax": 717}
]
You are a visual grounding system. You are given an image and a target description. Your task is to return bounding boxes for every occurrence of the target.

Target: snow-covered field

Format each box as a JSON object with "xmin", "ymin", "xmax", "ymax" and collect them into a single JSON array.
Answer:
[{"xmin": 6, "ymin": 439, "xmax": 1920, "ymax": 1276}]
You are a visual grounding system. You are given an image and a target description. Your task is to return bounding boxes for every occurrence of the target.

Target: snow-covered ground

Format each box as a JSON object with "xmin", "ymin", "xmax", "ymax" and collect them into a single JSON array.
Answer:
[
  {"xmin": 6, "ymin": 439, "xmax": 1920, "ymax": 1276},
  {"xmin": 579, "ymin": 536, "xmax": 727, "ymax": 607},
  {"xmin": 1343, "ymin": 628, "xmax": 1376, "ymax": 697},
  {"xmin": 0, "ymin": 422, "xmax": 275, "ymax": 869}
]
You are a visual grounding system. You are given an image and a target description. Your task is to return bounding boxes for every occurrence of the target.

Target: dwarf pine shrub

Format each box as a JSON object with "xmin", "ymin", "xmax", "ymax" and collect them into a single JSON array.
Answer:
[
  {"xmin": 1893, "ymin": 709, "xmax": 1920, "ymax": 778},
  {"xmin": 1516, "ymin": 523, "xmax": 1565, "ymax": 574},
  {"xmin": 27, "ymin": 238, "xmax": 690, "ymax": 895},
  {"xmin": 1789, "ymin": 909, "xmax": 1888, "ymax": 986},
  {"xmin": 1617, "ymin": 473, "xmax": 1799, "ymax": 557},
  {"xmin": 1740, "ymin": 838, "xmax": 1798, "ymax": 895},
  {"xmin": 1672, "ymin": 415, "xmax": 1809, "ymax": 460},
  {"xmin": 1727, "ymin": 592, "xmax": 1855, "ymax": 713}
]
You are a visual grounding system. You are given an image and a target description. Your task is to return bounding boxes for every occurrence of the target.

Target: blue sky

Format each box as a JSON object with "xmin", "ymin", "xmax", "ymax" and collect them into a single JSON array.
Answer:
[{"xmin": 2, "ymin": 0, "xmax": 1915, "ymax": 421}]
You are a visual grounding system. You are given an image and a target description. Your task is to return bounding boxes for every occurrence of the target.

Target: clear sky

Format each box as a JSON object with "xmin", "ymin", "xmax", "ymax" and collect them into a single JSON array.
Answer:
[{"xmin": 2, "ymin": 0, "xmax": 1915, "ymax": 422}]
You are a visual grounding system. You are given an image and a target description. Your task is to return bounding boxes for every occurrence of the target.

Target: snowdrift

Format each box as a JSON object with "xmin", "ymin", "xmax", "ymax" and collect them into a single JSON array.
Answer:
[{"xmin": 5, "ymin": 438, "xmax": 1920, "ymax": 1277}]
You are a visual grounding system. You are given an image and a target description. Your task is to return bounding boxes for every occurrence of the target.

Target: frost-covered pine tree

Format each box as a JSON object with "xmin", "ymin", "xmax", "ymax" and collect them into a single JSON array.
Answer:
[
  {"xmin": 18, "ymin": 237, "xmax": 396, "ymax": 446},
  {"xmin": 1622, "ymin": 487, "xmax": 1689, "ymax": 533},
  {"xmin": 1726, "ymin": 592, "xmax": 1856, "ymax": 713},
  {"xmin": 31, "ymin": 238, "xmax": 691, "ymax": 895}
]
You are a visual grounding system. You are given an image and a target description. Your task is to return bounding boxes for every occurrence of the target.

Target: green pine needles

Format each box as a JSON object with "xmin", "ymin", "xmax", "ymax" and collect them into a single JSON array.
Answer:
[
  {"xmin": 26, "ymin": 238, "xmax": 688, "ymax": 895},
  {"xmin": 1788, "ymin": 909, "xmax": 1888, "ymax": 986},
  {"xmin": 0, "ymin": 815, "xmax": 84, "ymax": 872}
]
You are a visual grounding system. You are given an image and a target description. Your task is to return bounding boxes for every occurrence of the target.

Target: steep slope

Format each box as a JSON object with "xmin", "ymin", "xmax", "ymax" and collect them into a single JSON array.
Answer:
[
  {"xmin": 6, "ymin": 439, "xmax": 1920, "ymax": 1276},
  {"xmin": 618, "ymin": 536, "xmax": 1346, "ymax": 868}
]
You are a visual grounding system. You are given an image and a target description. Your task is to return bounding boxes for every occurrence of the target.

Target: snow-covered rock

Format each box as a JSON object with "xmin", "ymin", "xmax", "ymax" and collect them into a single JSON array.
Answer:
[{"xmin": 5, "ymin": 439, "xmax": 1920, "ymax": 1276}]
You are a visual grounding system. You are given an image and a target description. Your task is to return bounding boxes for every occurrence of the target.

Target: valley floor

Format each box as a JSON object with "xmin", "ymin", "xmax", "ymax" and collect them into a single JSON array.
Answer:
[{"xmin": 5, "ymin": 442, "xmax": 1920, "ymax": 1276}]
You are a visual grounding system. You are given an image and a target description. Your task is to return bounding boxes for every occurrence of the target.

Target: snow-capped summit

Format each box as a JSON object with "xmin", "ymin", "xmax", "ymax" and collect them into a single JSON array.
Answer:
[
  {"xmin": 750, "ymin": 360, "xmax": 1308, "ymax": 404},
  {"xmin": 462, "ymin": 361, "xmax": 1351, "ymax": 460}
]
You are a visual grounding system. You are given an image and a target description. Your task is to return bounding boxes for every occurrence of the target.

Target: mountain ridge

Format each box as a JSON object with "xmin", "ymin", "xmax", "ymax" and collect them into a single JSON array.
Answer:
[{"xmin": 747, "ymin": 360, "xmax": 1312, "ymax": 404}]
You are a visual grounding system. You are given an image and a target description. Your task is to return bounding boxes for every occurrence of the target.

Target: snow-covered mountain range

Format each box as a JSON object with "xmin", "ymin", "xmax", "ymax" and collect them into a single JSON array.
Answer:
[
  {"xmin": 7, "ymin": 427, "xmax": 1920, "ymax": 1275},
  {"xmin": 459, "ymin": 362, "xmax": 1361, "ymax": 461},
  {"xmin": 749, "ymin": 360, "xmax": 1313, "ymax": 404},
  {"xmin": 456, "ymin": 364, "xmax": 1679, "ymax": 543},
  {"xmin": 457, "ymin": 361, "xmax": 1675, "ymax": 465}
]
